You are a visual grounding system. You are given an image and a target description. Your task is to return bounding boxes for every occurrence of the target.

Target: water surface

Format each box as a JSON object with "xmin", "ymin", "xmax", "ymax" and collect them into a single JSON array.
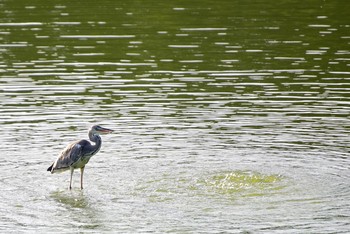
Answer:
[{"xmin": 1, "ymin": 0, "xmax": 349, "ymax": 233}]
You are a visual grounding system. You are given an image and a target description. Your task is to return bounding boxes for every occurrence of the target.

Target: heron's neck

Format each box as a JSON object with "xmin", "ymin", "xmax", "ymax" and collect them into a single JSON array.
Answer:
[{"xmin": 88, "ymin": 131, "xmax": 102, "ymax": 145}]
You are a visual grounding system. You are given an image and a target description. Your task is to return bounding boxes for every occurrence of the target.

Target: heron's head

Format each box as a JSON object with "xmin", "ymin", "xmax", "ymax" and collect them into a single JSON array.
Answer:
[{"xmin": 90, "ymin": 125, "xmax": 114, "ymax": 135}]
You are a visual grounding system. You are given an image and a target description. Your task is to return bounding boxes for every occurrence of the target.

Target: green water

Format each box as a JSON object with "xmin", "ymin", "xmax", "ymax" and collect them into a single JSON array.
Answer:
[
  {"xmin": 206, "ymin": 171, "xmax": 284, "ymax": 194},
  {"xmin": 1, "ymin": 0, "xmax": 349, "ymax": 233}
]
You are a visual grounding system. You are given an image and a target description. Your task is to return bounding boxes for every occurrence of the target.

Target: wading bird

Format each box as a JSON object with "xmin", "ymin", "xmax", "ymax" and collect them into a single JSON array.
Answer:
[{"xmin": 47, "ymin": 125, "xmax": 113, "ymax": 190}]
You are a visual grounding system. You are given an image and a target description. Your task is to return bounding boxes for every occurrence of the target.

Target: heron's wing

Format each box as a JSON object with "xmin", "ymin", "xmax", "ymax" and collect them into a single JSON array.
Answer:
[{"xmin": 51, "ymin": 140, "xmax": 85, "ymax": 172}]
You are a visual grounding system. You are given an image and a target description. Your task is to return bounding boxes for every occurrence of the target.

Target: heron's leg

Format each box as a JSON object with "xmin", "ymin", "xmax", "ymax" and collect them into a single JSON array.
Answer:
[
  {"xmin": 80, "ymin": 166, "xmax": 85, "ymax": 190},
  {"xmin": 69, "ymin": 167, "xmax": 74, "ymax": 190}
]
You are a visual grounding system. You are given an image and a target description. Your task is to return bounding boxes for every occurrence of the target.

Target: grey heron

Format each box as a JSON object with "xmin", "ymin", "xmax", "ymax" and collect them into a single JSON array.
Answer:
[{"xmin": 47, "ymin": 125, "xmax": 113, "ymax": 190}]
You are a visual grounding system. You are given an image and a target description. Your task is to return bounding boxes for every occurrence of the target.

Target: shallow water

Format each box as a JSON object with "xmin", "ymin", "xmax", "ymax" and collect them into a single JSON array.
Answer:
[{"xmin": 1, "ymin": 0, "xmax": 350, "ymax": 233}]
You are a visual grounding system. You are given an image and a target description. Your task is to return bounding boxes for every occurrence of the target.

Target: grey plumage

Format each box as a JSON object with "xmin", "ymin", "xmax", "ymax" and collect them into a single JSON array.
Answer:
[{"xmin": 47, "ymin": 125, "xmax": 113, "ymax": 189}]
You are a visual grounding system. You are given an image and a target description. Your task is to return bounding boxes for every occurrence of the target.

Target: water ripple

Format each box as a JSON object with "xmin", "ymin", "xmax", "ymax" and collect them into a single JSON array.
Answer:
[{"xmin": 0, "ymin": 1, "xmax": 349, "ymax": 233}]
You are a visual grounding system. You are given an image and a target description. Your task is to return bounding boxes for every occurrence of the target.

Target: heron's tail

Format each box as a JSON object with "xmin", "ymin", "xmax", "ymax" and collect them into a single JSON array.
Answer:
[{"xmin": 47, "ymin": 164, "xmax": 53, "ymax": 172}]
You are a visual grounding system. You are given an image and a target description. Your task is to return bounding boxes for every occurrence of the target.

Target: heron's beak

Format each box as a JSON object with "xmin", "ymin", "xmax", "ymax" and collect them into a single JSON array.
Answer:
[{"xmin": 99, "ymin": 128, "xmax": 114, "ymax": 134}]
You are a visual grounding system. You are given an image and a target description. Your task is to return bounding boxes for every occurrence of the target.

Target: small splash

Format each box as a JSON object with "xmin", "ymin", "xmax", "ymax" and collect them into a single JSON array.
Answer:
[{"xmin": 204, "ymin": 171, "xmax": 284, "ymax": 196}]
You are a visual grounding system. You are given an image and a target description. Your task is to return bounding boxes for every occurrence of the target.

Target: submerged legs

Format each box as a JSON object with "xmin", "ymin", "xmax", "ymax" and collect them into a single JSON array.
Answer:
[
  {"xmin": 68, "ymin": 166, "xmax": 85, "ymax": 190},
  {"xmin": 80, "ymin": 166, "xmax": 85, "ymax": 190},
  {"xmin": 69, "ymin": 167, "xmax": 74, "ymax": 190}
]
